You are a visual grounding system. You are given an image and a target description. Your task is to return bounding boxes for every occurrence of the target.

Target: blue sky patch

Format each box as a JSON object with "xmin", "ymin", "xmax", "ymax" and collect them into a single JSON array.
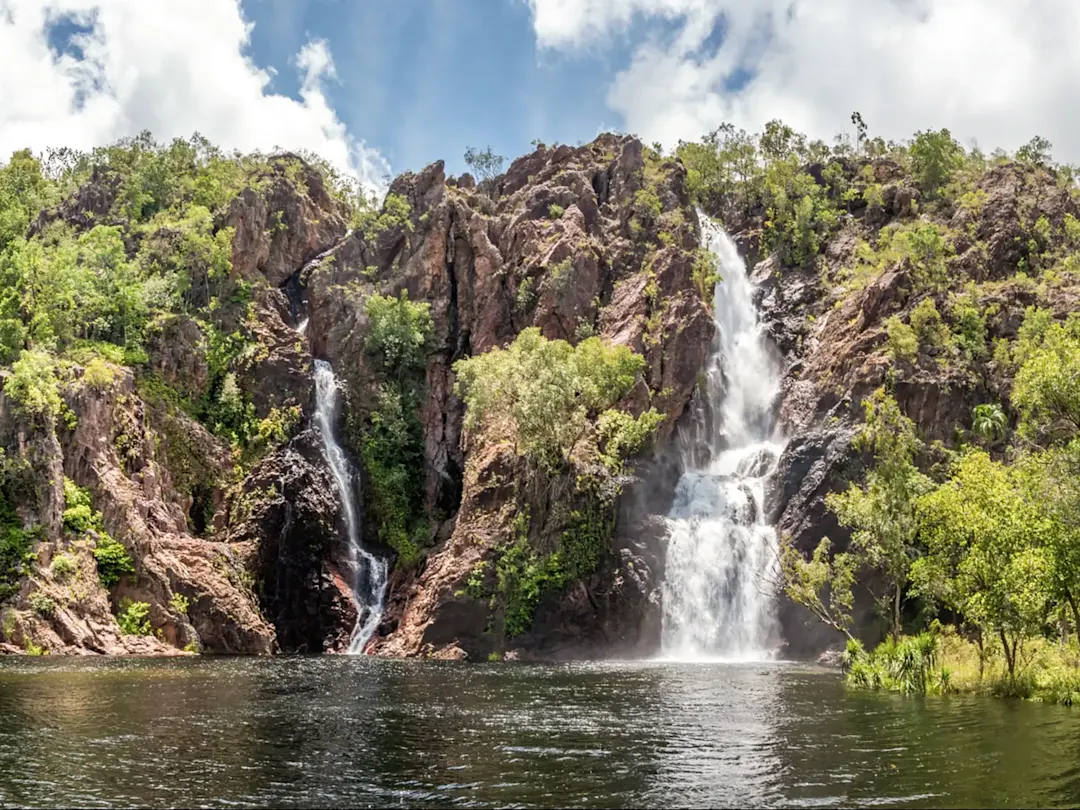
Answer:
[{"xmin": 242, "ymin": 0, "xmax": 728, "ymax": 176}]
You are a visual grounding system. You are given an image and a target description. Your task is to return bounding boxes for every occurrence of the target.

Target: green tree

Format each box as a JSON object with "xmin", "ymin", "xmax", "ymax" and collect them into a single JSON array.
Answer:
[
  {"xmin": 453, "ymin": 328, "xmax": 659, "ymax": 471},
  {"xmin": 0, "ymin": 150, "xmax": 57, "ymax": 248},
  {"xmin": 774, "ymin": 535, "xmax": 858, "ymax": 641},
  {"xmin": 851, "ymin": 112, "xmax": 868, "ymax": 154},
  {"xmin": 463, "ymin": 146, "xmax": 506, "ymax": 186},
  {"xmin": 1015, "ymin": 136, "xmax": 1052, "ymax": 168},
  {"xmin": 364, "ymin": 290, "xmax": 433, "ymax": 374},
  {"xmin": 971, "ymin": 403, "xmax": 1007, "ymax": 445},
  {"xmin": 826, "ymin": 389, "xmax": 933, "ymax": 640},
  {"xmin": 1012, "ymin": 312, "xmax": 1080, "ymax": 441},
  {"xmin": 909, "ymin": 129, "xmax": 965, "ymax": 199},
  {"xmin": 913, "ymin": 451, "xmax": 1054, "ymax": 678},
  {"xmin": 3, "ymin": 348, "xmax": 62, "ymax": 422}
]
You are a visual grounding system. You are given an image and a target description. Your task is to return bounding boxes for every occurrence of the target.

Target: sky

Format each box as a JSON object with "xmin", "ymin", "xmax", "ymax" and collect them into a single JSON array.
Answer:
[{"xmin": 2, "ymin": 0, "xmax": 1080, "ymax": 194}]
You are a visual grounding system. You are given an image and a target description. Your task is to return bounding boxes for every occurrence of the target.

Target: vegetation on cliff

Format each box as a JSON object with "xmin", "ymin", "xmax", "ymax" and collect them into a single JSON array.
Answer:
[
  {"xmin": 679, "ymin": 116, "xmax": 1080, "ymax": 702},
  {"xmin": 453, "ymin": 328, "xmax": 663, "ymax": 639}
]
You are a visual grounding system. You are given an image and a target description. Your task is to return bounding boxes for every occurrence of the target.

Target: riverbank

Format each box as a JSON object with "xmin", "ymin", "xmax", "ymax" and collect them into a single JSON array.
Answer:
[{"xmin": 845, "ymin": 628, "xmax": 1080, "ymax": 705}]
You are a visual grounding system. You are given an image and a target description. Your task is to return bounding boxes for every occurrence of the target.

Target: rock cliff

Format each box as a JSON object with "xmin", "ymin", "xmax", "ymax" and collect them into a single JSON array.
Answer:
[
  {"xmin": 4, "ymin": 126, "xmax": 1069, "ymax": 661},
  {"xmin": 0, "ymin": 135, "xmax": 715, "ymax": 658}
]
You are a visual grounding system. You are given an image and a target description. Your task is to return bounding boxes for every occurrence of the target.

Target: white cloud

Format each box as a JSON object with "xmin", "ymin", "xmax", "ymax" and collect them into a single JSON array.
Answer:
[
  {"xmin": 0, "ymin": 0, "xmax": 389, "ymax": 192},
  {"xmin": 528, "ymin": 0, "xmax": 1080, "ymax": 163}
]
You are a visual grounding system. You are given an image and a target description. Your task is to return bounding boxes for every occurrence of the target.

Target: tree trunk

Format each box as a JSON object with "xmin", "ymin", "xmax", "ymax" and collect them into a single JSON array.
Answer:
[
  {"xmin": 892, "ymin": 583, "xmax": 902, "ymax": 642},
  {"xmin": 976, "ymin": 628, "xmax": 985, "ymax": 680},
  {"xmin": 1065, "ymin": 586, "xmax": 1080, "ymax": 643},
  {"xmin": 1000, "ymin": 628, "xmax": 1015, "ymax": 678}
]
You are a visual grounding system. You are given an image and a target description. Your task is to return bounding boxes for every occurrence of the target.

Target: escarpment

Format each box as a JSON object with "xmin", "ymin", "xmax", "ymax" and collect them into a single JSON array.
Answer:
[
  {"xmin": 0, "ymin": 134, "xmax": 715, "ymax": 658},
  {"xmin": 5, "ymin": 123, "xmax": 1070, "ymax": 661},
  {"xmin": 701, "ymin": 152, "xmax": 1080, "ymax": 656}
]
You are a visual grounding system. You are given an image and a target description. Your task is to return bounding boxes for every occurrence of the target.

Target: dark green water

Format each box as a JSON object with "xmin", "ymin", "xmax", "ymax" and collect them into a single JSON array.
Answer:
[{"xmin": 1, "ymin": 658, "xmax": 1079, "ymax": 808}]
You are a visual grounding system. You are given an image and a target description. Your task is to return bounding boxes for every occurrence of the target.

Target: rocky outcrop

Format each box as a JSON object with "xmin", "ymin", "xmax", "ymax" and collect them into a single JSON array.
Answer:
[
  {"xmin": 224, "ymin": 154, "xmax": 349, "ymax": 287},
  {"xmin": 731, "ymin": 159, "xmax": 1080, "ymax": 654},
  {"xmin": 295, "ymin": 135, "xmax": 714, "ymax": 659},
  {"xmin": 225, "ymin": 430, "xmax": 357, "ymax": 652},
  {"xmin": 0, "ymin": 366, "xmax": 275, "ymax": 655}
]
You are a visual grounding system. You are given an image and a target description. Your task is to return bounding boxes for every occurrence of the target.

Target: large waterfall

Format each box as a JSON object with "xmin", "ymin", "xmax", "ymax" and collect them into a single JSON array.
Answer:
[
  {"xmin": 660, "ymin": 216, "xmax": 785, "ymax": 661},
  {"xmin": 312, "ymin": 360, "xmax": 388, "ymax": 654}
]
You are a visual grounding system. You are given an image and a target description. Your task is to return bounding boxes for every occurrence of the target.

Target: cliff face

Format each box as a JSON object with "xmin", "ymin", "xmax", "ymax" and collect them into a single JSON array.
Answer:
[
  {"xmin": 300, "ymin": 135, "xmax": 714, "ymax": 659},
  {"xmin": 6, "ymin": 126, "xmax": 1062, "ymax": 660},
  {"xmin": 731, "ymin": 159, "xmax": 1080, "ymax": 655},
  {"xmin": 0, "ymin": 135, "xmax": 715, "ymax": 658}
]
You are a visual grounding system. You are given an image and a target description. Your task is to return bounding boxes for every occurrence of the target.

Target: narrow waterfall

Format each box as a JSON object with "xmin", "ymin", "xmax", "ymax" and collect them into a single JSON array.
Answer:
[
  {"xmin": 660, "ymin": 215, "xmax": 785, "ymax": 661},
  {"xmin": 312, "ymin": 360, "xmax": 389, "ymax": 654}
]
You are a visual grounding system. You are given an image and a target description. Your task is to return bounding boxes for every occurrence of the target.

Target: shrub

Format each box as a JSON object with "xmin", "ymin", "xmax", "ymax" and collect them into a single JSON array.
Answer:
[
  {"xmin": 359, "ymin": 385, "xmax": 426, "ymax": 566},
  {"xmin": 453, "ymin": 328, "xmax": 656, "ymax": 470},
  {"xmin": 546, "ymin": 258, "xmax": 573, "ymax": 294},
  {"xmin": 49, "ymin": 553, "xmax": 76, "ymax": 581},
  {"xmin": 24, "ymin": 639, "xmax": 45, "ymax": 656},
  {"xmin": 909, "ymin": 129, "xmax": 965, "ymax": 198},
  {"xmin": 885, "ymin": 316, "xmax": 918, "ymax": 361},
  {"xmin": 116, "ymin": 598, "xmax": 152, "ymax": 635},
  {"xmin": 92, "ymin": 534, "xmax": 135, "ymax": 588},
  {"xmin": 514, "ymin": 277, "xmax": 536, "ymax": 314},
  {"xmin": 692, "ymin": 248, "xmax": 721, "ymax": 301},
  {"xmin": 169, "ymin": 593, "xmax": 189, "ymax": 615},
  {"xmin": 0, "ymin": 498, "xmax": 36, "ymax": 603},
  {"xmin": 950, "ymin": 290, "xmax": 987, "ymax": 358},
  {"xmin": 356, "ymin": 289, "xmax": 434, "ymax": 569},
  {"xmin": 364, "ymin": 290, "xmax": 433, "ymax": 373},
  {"xmin": 82, "ymin": 357, "xmax": 118, "ymax": 390},
  {"xmin": 29, "ymin": 592, "xmax": 55, "ymax": 617},
  {"xmin": 62, "ymin": 478, "xmax": 98, "ymax": 534},
  {"xmin": 909, "ymin": 298, "xmax": 950, "ymax": 349},
  {"xmin": 548, "ymin": 204, "xmax": 564, "ymax": 219},
  {"xmin": 3, "ymin": 349, "xmax": 62, "ymax": 421},
  {"xmin": 631, "ymin": 188, "xmax": 662, "ymax": 231}
]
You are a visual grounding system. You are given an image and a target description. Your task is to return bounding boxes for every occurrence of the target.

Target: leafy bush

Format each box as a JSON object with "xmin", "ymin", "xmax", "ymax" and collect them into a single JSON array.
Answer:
[
  {"xmin": 360, "ymin": 385, "xmax": 426, "ymax": 566},
  {"xmin": 355, "ymin": 289, "xmax": 434, "ymax": 567},
  {"xmin": 82, "ymin": 357, "xmax": 118, "ymax": 390},
  {"xmin": 92, "ymin": 534, "xmax": 135, "ymax": 588},
  {"xmin": 1012, "ymin": 311, "xmax": 1080, "ymax": 440},
  {"xmin": 169, "ymin": 593, "xmax": 189, "ymax": 615},
  {"xmin": 885, "ymin": 316, "xmax": 918, "ymax": 361},
  {"xmin": 116, "ymin": 598, "xmax": 152, "ymax": 635},
  {"xmin": 364, "ymin": 291, "xmax": 432, "ymax": 373},
  {"xmin": 453, "ymin": 328, "xmax": 657, "ymax": 470},
  {"xmin": 909, "ymin": 128, "xmax": 965, "ymax": 198},
  {"xmin": 692, "ymin": 248, "xmax": 721, "ymax": 301},
  {"xmin": 949, "ymin": 289, "xmax": 987, "ymax": 358},
  {"xmin": 909, "ymin": 298, "xmax": 950, "ymax": 349},
  {"xmin": 49, "ymin": 553, "xmax": 76, "ymax": 581},
  {"xmin": 845, "ymin": 633, "xmax": 941, "ymax": 694},
  {"xmin": 548, "ymin": 204, "xmax": 564, "ymax": 219},
  {"xmin": 763, "ymin": 162, "xmax": 840, "ymax": 265},
  {"xmin": 515, "ymin": 277, "xmax": 536, "ymax": 314},
  {"xmin": 353, "ymin": 192, "xmax": 414, "ymax": 242},
  {"xmin": 29, "ymin": 592, "xmax": 55, "ymax": 617},
  {"xmin": 3, "ymin": 349, "xmax": 62, "ymax": 421},
  {"xmin": 0, "ymin": 519, "xmax": 35, "ymax": 603},
  {"xmin": 631, "ymin": 188, "xmax": 662, "ymax": 232}
]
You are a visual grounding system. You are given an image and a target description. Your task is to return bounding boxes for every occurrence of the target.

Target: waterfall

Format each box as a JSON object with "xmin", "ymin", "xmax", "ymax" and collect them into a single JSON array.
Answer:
[
  {"xmin": 660, "ymin": 215, "xmax": 785, "ymax": 661},
  {"xmin": 312, "ymin": 360, "xmax": 389, "ymax": 654}
]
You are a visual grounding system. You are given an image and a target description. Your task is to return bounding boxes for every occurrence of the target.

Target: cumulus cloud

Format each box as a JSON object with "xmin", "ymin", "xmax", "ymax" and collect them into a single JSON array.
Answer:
[
  {"xmin": 529, "ymin": 0, "xmax": 1080, "ymax": 163},
  {"xmin": 0, "ymin": 0, "xmax": 389, "ymax": 191}
]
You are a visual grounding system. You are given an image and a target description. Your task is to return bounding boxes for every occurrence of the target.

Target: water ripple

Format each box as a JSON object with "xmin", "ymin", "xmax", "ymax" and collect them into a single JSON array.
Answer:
[{"xmin": 1, "ymin": 657, "xmax": 1079, "ymax": 808}]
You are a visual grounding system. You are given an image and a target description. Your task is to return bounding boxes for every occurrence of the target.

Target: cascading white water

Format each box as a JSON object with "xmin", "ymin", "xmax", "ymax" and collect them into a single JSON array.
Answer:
[
  {"xmin": 312, "ymin": 360, "xmax": 389, "ymax": 654},
  {"xmin": 660, "ymin": 215, "xmax": 785, "ymax": 661}
]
